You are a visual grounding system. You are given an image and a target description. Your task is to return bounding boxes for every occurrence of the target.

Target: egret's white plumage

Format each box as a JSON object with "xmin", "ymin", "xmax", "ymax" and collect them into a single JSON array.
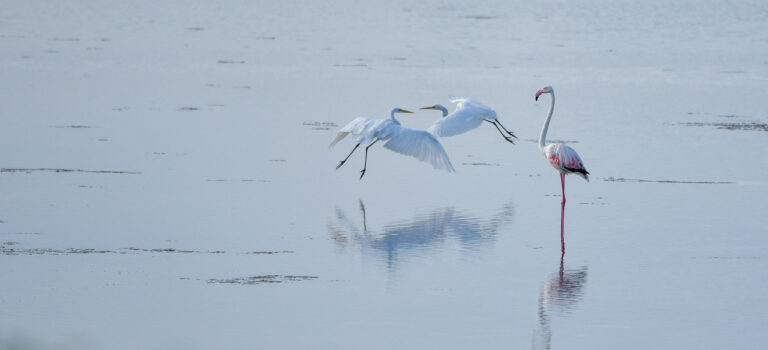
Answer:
[
  {"xmin": 382, "ymin": 127, "xmax": 455, "ymax": 172},
  {"xmin": 421, "ymin": 98, "xmax": 517, "ymax": 143},
  {"xmin": 535, "ymin": 86, "xmax": 589, "ymax": 202},
  {"xmin": 330, "ymin": 108, "xmax": 455, "ymax": 179}
]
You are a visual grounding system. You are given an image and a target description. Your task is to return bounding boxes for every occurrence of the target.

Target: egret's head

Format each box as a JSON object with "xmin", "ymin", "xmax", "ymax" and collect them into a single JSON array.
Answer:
[
  {"xmin": 392, "ymin": 107, "xmax": 413, "ymax": 114},
  {"xmin": 420, "ymin": 104, "xmax": 448, "ymax": 117},
  {"xmin": 535, "ymin": 86, "xmax": 553, "ymax": 101}
]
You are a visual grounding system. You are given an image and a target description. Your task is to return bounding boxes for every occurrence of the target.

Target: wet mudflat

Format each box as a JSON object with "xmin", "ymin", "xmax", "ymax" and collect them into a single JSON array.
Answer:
[{"xmin": 1, "ymin": 1, "xmax": 767, "ymax": 349}]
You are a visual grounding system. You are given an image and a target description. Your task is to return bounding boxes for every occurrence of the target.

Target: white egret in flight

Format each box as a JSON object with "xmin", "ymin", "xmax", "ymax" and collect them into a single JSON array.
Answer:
[
  {"xmin": 329, "ymin": 108, "xmax": 455, "ymax": 179},
  {"xmin": 420, "ymin": 98, "xmax": 517, "ymax": 144},
  {"xmin": 535, "ymin": 86, "xmax": 589, "ymax": 203}
]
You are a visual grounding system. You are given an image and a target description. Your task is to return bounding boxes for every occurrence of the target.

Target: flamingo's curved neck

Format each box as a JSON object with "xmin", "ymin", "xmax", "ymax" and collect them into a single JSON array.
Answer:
[{"xmin": 539, "ymin": 92, "xmax": 555, "ymax": 151}]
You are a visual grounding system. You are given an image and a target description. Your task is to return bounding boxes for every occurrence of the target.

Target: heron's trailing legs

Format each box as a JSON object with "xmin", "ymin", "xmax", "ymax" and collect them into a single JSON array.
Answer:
[
  {"xmin": 485, "ymin": 120, "xmax": 517, "ymax": 144},
  {"xmin": 360, "ymin": 139, "xmax": 379, "ymax": 180},
  {"xmin": 336, "ymin": 143, "xmax": 360, "ymax": 170}
]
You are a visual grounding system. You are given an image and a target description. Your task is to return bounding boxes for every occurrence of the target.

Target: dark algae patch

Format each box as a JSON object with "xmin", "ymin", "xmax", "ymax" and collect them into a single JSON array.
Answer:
[
  {"xmin": 0, "ymin": 168, "xmax": 141, "ymax": 174},
  {"xmin": 1, "ymin": 245, "xmax": 289, "ymax": 256},
  {"xmin": 604, "ymin": 177, "xmax": 733, "ymax": 184},
  {"xmin": 207, "ymin": 275, "xmax": 318, "ymax": 285},
  {"xmin": 122, "ymin": 247, "xmax": 225, "ymax": 254},
  {"xmin": 676, "ymin": 113, "xmax": 768, "ymax": 133},
  {"xmin": 1, "ymin": 246, "xmax": 226, "ymax": 255},
  {"xmin": 678, "ymin": 121, "xmax": 768, "ymax": 132},
  {"xmin": 52, "ymin": 125, "xmax": 92, "ymax": 128},
  {"xmin": 0, "ymin": 247, "xmax": 116, "ymax": 255},
  {"xmin": 303, "ymin": 121, "xmax": 338, "ymax": 130}
]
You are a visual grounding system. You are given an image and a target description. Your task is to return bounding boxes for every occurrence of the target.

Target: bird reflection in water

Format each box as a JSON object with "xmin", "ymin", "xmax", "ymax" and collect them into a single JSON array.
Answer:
[
  {"xmin": 328, "ymin": 200, "xmax": 514, "ymax": 269},
  {"xmin": 532, "ymin": 253, "xmax": 588, "ymax": 350}
]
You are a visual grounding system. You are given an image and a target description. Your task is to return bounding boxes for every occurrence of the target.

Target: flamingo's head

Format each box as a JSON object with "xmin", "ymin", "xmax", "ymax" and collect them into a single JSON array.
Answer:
[{"xmin": 535, "ymin": 86, "xmax": 553, "ymax": 101}]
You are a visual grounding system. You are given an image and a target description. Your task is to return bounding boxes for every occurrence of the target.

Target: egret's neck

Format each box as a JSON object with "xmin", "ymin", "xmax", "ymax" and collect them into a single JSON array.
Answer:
[
  {"xmin": 390, "ymin": 110, "xmax": 398, "ymax": 122},
  {"xmin": 437, "ymin": 105, "xmax": 449, "ymax": 117},
  {"xmin": 539, "ymin": 93, "xmax": 555, "ymax": 150}
]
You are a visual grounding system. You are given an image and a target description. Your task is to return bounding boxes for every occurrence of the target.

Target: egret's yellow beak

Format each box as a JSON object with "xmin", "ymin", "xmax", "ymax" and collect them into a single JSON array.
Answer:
[
  {"xmin": 420, "ymin": 106, "xmax": 435, "ymax": 110},
  {"xmin": 401, "ymin": 109, "xmax": 414, "ymax": 113}
]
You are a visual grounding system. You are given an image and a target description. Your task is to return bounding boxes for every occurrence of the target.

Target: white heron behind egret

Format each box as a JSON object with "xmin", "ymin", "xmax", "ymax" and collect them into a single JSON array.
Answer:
[
  {"xmin": 420, "ymin": 98, "xmax": 517, "ymax": 144},
  {"xmin": 329, "ymin": 108, "xmax": 455, "ymax": 179}
]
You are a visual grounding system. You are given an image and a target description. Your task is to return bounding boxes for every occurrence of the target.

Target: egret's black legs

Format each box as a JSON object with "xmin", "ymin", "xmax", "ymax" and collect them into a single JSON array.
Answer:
[
  {"xmin": 486, "ymin": 120, "xmax": 517, "ymax": 144},
  {"xmin": 495, "ymin": 119, "xmax": 517, "ymax": 140},
  {"xmin": 360, "ymin": 139, "xmax": 379, "ymax": 179},
  {"xmin": 336, "ymin": 143, "xmax": 360, "ymax": 169}
]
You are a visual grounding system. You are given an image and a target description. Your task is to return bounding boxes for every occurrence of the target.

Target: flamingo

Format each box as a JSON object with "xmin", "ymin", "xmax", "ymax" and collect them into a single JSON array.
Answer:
[
  {"xmin": 329, "ymin": 108, "xmax": 455, "ymax": 179},
  {"xmin": 536, "ymin": 86, "xmax": 589, "ymax": 252},
  {"xmin": 420, "ymin": 98, "xmax": 517, "ymax": 144},
  {"xmin": 536, "ymin": 86, "xmax": 589, "ymax": 201}
]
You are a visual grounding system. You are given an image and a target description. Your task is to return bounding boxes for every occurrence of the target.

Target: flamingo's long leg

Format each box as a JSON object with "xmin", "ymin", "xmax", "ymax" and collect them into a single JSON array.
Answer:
[
  {"xmin": 560, "ymin": 173, "xmax": 566, "ymax": 204},
  {"xmin": 336, "ymin": 143, "xmax": 360, "ymax": 170},
  {"xmin": 560, "ymin": 173, "xmax": 566, "ymax": 252},
  {"xmin": 360, "ymin": 139, "xmax": 379, "ymax": 179},
  {"xmin": 560, "ymin": 199, "xmax": 565, "ymax": 254}
]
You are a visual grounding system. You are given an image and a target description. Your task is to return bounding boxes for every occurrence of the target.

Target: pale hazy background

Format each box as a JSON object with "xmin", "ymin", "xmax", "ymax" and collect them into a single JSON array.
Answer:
[{"xmin": 1, "ymin": 1, "xmax": 767, "ymax": 349}]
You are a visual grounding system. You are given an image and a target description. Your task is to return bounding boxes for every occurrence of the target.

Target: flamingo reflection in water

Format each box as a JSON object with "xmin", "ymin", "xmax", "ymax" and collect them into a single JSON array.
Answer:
[
  {"xmin": 328, "ymin": 200, "xmax": 514, "ymax": 269},
  {"xmin": 533, "ymin": 253, "xmax": 588, "ymax": 350}
]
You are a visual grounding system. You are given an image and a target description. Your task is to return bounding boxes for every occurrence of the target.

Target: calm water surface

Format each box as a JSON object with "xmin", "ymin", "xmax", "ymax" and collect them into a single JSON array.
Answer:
[{"xmin": 1, "ymin": 1, "xmax": 767, "ymax": 349}]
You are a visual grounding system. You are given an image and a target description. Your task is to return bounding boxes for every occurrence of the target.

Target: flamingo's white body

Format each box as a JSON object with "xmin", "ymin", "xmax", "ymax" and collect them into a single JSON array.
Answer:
[
  {"xmin": 541, "ymin": 143, "xmax": 588, "ymax": 182},
  {"xmin": 421, "ymin": 98, "xmax": 517, "ymax": 143},
  {"xmin": 536, "ymin": 86, "xmax": 589, "ymax": 202},
  {"xmin": 330, "ymin": 108, "xmax": 455, "ymax": 179}
]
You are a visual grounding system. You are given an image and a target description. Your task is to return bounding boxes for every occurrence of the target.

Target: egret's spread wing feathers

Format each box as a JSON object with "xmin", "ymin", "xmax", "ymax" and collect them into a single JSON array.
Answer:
[
  {"xmin": 426, "ymin": 107, "xmax": 484, "ymax": 137},
  {"xmin": 448, "ymin": 96, "xmax": 467, "ymax": 106},
  {"xmin": 329, "ymin": 117, "xmax": 373, "ymax": 148},
  {"xmin": 428, "ymin": 98, "xmax": 497, "ymax": 137},
  {"xmin": 328, "ymin": 132, "xmax": 349, "ymax": 149},
  {"xmin": 383, "ymin": 126, "xmax": 455, "ymax": 173}
]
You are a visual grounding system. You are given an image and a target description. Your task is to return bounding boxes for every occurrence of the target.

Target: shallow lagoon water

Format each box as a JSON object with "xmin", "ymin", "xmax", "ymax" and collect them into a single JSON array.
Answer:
[{"xmin": 1, "ymin": 1, "xmax": 767, "ymax": 349}]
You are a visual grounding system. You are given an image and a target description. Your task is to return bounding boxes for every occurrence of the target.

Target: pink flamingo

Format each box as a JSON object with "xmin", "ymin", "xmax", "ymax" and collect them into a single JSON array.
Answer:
[{"xmin": 535, "ymin": 86, "xmax": 589, "ymax": 252}]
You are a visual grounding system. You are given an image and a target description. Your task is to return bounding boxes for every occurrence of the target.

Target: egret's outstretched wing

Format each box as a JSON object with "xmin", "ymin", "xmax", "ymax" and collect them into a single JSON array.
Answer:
[
  {"xmin": 427, "ymin": 99, "xmax": 495, "ymax": 137},
  {"xmin": 383, "ymin": 126, "xmax": 455, "ymax": 173},
  {"xmin": 329, "ymin": 117, "xmax": 374, "ymax": 148},
  {"xmin": 426, "ymin": 107, "xmax": 484, "ymax": 137}
]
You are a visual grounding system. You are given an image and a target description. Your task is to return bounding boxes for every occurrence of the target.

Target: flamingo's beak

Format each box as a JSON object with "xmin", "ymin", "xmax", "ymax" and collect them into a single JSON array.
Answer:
[{"xmin": 535, "ymin": 89, "xmax": 544, "ymax": 101}]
